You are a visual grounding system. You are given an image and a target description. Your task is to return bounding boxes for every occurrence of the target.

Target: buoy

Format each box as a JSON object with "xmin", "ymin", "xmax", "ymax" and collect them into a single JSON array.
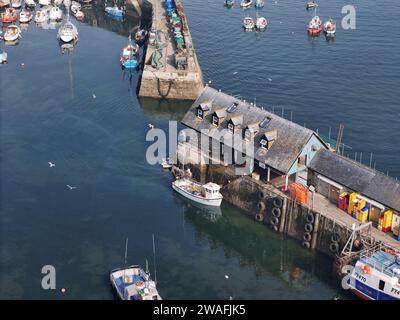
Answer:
[{"xmin": 61, "ymin": 288, "xmax": 66, "ymax": 293}]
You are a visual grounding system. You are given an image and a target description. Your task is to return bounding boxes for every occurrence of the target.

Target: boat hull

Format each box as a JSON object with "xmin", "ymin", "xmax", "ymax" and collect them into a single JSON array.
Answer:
[{"xmin": 172, "ymin": 182, "xmax": 223, "ymax": 207}]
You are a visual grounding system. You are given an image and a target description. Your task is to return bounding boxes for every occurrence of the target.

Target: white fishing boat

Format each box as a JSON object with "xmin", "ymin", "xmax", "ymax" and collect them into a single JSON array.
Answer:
[
  {"xmin": 0, "ymin": 51, "xmax": 8, "ymax": 64},
  {"xmin": 74, "ymin": 9, "xmax": 84, "ymax": 20},
  {"xmin": 38, "ymin": 0, "xmax": 50, "ymax": 5},
  {"xmin": 256, "ymin": 16, "xmax": 268, "ymax": 30},
  {"xmin": 0, "ymin": 0, "xmax": 11, "ymax": 9},
  {"xmin": 25, "ymin": 0, "xmax": 36, "ymax": 8},
  {"xmin": 57, "ymin": 17, "xmax": 78, "ymax": 42},
  {"xmin": 70, "ymin": 0, "xmax": 80, "ymax": 13},
  {"xmin": 49, "ymin": 6, "xmax": 62, "ymax": 20},
  {"xmin": 172, "ymin": 178, "xmax": 223, "ymax": 207},
  {"xmin": 323, "ymin": 18, "xmax": 336, "ymax": 36},
  {"xmin": 306, "ymin": 0, "xmax": 318, "ymax": 10},
  {"xmin": 53, "ymin": 0, "xmax": 63, "ymax": 5},
  {"xmin": 10, "ymin": 0, "xmax": 22, "ymax": 8},
  {"xmin": 161, "ymin": 158, "xmax": 172, "ymax": 170},
  {"xmin": 347, "ymin": 245, "xmax": 400, "ymax": 300},
  {"xmin": 110, "ymin": 237, "xmax": 162, "ymax": 301},
  {"xmin": 4, "ymin": 24, "xmax": 21, "ymax": 42},
  {"xmin": 34, "ymin": 9, "xmax": 48, "ymax": 23},
  {"xmin": 240, "ymin": 0, "xmax": 252, "ymax": 8},
  {"xmin": 19, "ymin": 9, "xmax": 33, "ymax": 23},
  {"xmin": 242, "ymin": 16, "xmax": 254, "ymax": 30}
]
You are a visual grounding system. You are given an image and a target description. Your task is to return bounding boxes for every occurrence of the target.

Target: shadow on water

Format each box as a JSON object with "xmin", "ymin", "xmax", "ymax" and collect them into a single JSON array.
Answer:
[{"xmin": 138, "ymin": 97, "xmax": 193, "ymax": 121}]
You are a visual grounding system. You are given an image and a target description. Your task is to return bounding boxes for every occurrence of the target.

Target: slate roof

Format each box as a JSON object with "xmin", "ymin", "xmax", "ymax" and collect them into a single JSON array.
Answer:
[
  {"xmin": 181, "ymin": 86, "xmax": 326, "ymax": 174},
  {"xmin": 309, "ymin": 148, "xmax": 400, "ymax": 212}
]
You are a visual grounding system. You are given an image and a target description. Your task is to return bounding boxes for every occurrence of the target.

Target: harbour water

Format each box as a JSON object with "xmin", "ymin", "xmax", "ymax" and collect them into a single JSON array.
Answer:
[{"xmin": 0, "ymin": 0, "xmax": 398, "ymax": 299}]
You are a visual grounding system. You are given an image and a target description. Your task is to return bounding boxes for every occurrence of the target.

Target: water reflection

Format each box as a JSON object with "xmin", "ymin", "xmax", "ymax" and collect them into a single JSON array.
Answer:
[{"xmin": 138, "ymin": 97, "xmax": 193, "ymax": 121}]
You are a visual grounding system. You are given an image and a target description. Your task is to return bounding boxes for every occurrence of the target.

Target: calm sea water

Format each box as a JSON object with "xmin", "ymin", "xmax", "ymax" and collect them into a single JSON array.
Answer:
[{"xmin": 0, "ymin": 0, "xmax": 397, "ymax": 299}]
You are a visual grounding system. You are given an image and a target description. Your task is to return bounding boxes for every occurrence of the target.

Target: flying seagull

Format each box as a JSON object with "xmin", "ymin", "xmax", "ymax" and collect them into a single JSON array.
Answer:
[
  {"xmin": 92, "ymin": 93, "xmax": 96, "ymax": 99},
  {"xmin": 66, "ymin": 185, "xmax": 78, "ymax": 190},
  {"xmin": 48, "ymin": 162, "xmax": 56, "ymax": 167}
]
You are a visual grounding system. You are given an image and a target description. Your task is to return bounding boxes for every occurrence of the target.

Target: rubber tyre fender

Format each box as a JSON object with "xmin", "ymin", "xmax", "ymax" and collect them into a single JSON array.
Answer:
[
  {"xmin": 302, "ymin": 241, "xmax": 311, "ymax": 249},
  {"xmin": 330, "ymin": 242, "xmax": 340, "ymax": 253},
  {"xmin": 306, "ymin": 213, "xmax": 315, "ymax": 224},
  {"xmin": 255, "ymin": 213, "xmax": 264, "ymax": 222},
  {"xmin": 331, "ymin": 232, "xmax": 341, "ymax": 243},
  {"xmin": 257, "ymin": 201, "xmax": 266, "ymax": 211},
  {"xmin": 303, "ymin": 232, "xmax": 312, "ymax": 242},
  {"xmin": 258, "ymin": 189, "xmax": 267, "ymax": 200},
  {"xmin": 305, "ymin": 222, "xmax": 313, "ymax": 233},
  {"xmin": 272, "ymin": 207, "xmax": 281, "ymax": 218},
  {"xmin": 270, "ymin": 216, "xmax": 279, "ymax": 226},
  {"xmin": 273, "ymin": 197, "xmax": 283, "ymax": 208}
]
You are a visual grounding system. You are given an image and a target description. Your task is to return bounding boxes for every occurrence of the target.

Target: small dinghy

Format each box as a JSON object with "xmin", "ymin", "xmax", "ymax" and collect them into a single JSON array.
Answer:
[
  {"xmin": 134, "ymin": 28, "xmax": 147, "ymax": 44},
  {"xmin": 70, "ymin": 1, "xmax": 81, "ymax": 13},
  {"xmin": 0, "ymin": 0, "xmax": 10, "ymax": 8},
  {"xmin": 306, "ymin": 0, "xmax": 318, "ymax": 10},
  {"xmin": 120, "ymin": 37, "xmax": 139, "ymax": 69},
  {"xmin": 4, "ymin": 24, "xmax": 21, "ymax": 42},
  {"xmin": 242, "ymin": 16, "xmax": 255, "ymax": 31},
  {"xmin": 254, "ymin": 0, "xmax": 264, "ymax": 8},
  {"xmin": 58, "ymin": 19, "xmax": 78, "ymax": 43},
  {"xmin": 25, "ymin": 0, "xmax": 36, "ymax": 8},
  {"xmin": 19, "ymin": 9, "xmax": 33, "ymax": 23},
  {"xmin": 38, "ymin": 0, "xmax": 50, "ymax": 5},
  {"xmin": 172, "ymin": 178, "xmax": 223, "ymax": 207},
  {"xmin": 0, "ymin": 51, "xmax": 8, "ymax": 64},
  {"xmin": 224, "ymin": 0, "xmax": 234, "ymax": 7},
  {"xmin": 10, "ymin": 0, "xmax": 21, "ymax": 8},
  {"xmin": 1, "ymin": 8, "xmax": 17, "ymax": 23},
  {"xmin": 49, "ymin": 6, "xmax": 62, "ymax": 21},
  {"xmin": 34, "ymin": 9, "xmax": 48, "ymax": 23},
  {"xmin": 323, "ymin": 18, "xmax": 336, "ymax": 36},
  {"xmin": 74, "ymin": 10, "xmax": 84, "ymax": 20},
  {"xmin": 256, "ymin": 16, "xmax": 268, "ymax": 30},
  {"xmin": 307, "ymin": 15, "xmax": 322, "ymax": 35},
  {"xmin": 240, "ymin": 0, "xmax": 252, "ymax": 8}
]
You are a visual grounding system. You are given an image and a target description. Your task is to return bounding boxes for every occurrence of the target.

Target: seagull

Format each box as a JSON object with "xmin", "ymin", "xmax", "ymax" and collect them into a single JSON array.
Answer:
[
  {"xmin": 233, "ymin": 71, "xmax": 238, "ymax": 75},
  {"xmin": 66, "ymin": 185, "xmax": 78, "ymax": 190},
  {"xmin": 268, "ymin": 78, "xmax": 272, "ymax": 82},
  {"xmin": 92, "ymin": 93, "xmax": 96, "ymax": 99},
  {"xmin": 148, "ymin": 124, "xmax": 155, "ymax": 130},
  {"xmin": 48, "ymin": 162, "xmax": 56, "ymax": 167},
  {"xmin": 225, "ymin": 275, "xmax": 229, "ymax": 279},
  {"xmin": 21, "ymin": 63, "xmax": 25, "ymax": 68},
  {"xmin": 208, "ymin": 80, "xmax": 212, "ymax": 84}
]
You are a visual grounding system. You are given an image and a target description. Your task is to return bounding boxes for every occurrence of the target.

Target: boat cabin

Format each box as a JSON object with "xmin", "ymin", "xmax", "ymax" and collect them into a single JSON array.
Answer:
[{"xmin": 201, "ymin": 182, "xmax": 221, "ymax": 199}]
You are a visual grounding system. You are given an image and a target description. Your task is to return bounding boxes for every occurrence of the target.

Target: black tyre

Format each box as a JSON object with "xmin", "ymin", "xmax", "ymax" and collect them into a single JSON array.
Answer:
[
  {"xmin": 305, "ymin": 223, "xmax": 313, "ymax": 233},
  {"xmin": 272, "ymin": 207, "xmax": 281, "ymax": 218},
  {"xmin": 273, "ymin": 197, "xmax": 283, "ymax": 208}
]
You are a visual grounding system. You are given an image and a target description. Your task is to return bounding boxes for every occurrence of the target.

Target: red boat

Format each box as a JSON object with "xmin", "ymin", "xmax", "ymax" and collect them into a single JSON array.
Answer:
[
  {"xmin": 1, "ymin": 8, "xmax": 17, "ymax": 23},
  {"xmin": 307, "ymin": 15, "xmax": 322, "ymax": 35}
]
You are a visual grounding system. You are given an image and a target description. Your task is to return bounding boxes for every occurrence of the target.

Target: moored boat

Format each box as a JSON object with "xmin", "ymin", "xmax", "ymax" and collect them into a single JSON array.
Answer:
[
  {"xmin": 255, "ymin": 16, "xmax": 268, "ymax": 30},
  {"xmin": 70, "ymin": 0, "xmax": 80, "ymax": 13},
  {"xmin": 224, "ymin": 0, "xmax": 234, "ymax": 7},
  {"xmin": 10, "ymin": 0, "xmax": 21, "ymax": 8},
  {"xmin": 254, "ymin": 0, "xmax": 264, "ymax": 8},
  {"xmin": 57, "ymin": 18, "xmax": 78, "ymax": 43},
  {"xmin": 347, "ymin": 246, "xmax": 400, "ymax": 300},
  {"xmin": 120, "ymin": 37, "xmax": 139, "ymax": 69},
  {"xmin": 25, "ymin": 0, "xmax": 36, "ymax": 8},
  {"xmin": 172, "ymin": 178, "xmax": 223, "ymax": 207},
  {"xmin": 4, "ymin": 24, "xmax": 21, "ymax": 42},
  {"xmin": 49, "ymin": 6, "xmax": 62, "ymax": 21},
  {"xmin": 19, "ymin": 9, "xmax": 33, "ymax": 23},
  {"xmin": 307, "ymin": 15, "xmax": 322, "ymax": 35},
  {"xmin": 34, "ymin": 8, "xmax": 47, "ymax": 23},
  {"xmin": 0, "ymin": 0, "xmax": 11, "ymax": 8},
  {"xmin": 38, "ymin": 0, "xmax": 50, "ymax": 6},
  {"xmin": 306, "ymin": 0, "xmax": 318, "ymax": 10},
  {"xmin": 323, "ymin": 18, "xmax": 336, "ymax": 36},
  {"xmin": 0, "ymin": 51, "xmax": 8, "ymax": 64},
  {"xmin": 240, "ymin": 0, "xmax": 252, "ymax": 8},
  {"xmin": 1, "ymin": 8, "xmax": 17, "ymax": 23},
  {"xmin": 242, "ymin": 16, "xmax": 254, "ymax": 31},
  {"xmin": 74, "ymin": 9, "xmax": 84, "ymax": 20}
]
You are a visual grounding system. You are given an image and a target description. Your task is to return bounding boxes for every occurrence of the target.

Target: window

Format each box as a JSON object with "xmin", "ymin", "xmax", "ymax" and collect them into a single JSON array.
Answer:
[
  {"xmin": 197, "ymin": 109, "xmax": 203, "ymax": 119},
  {"xmin": 244, "ymin": 129, "xmax": 251, "ymax": 141},
  {"xmin": 259, "ymin": 117, "xmax": 272, "ymax": 128},
  {"xmin": 260, "ymin": 139, "xmax": 267, "ymax": 149},
  {"xmin": 227, "ymin": 102, "xmax": 238, "ymax": 113},
  {"xmin": 379, "ymin": 280, "xmax": 385, "ymax": 291},
  {"xmin": 228, "ymin": 123, "xmax": 234, "ymax": 134},
  {"xmin": 212, "ymin": 116, "xmax": 219, "ymax": 126}
]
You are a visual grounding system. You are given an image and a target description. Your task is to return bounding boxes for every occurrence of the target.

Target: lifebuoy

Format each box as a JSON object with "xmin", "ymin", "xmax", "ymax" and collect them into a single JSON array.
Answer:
[
  {"xmin": 330, "ymin": 242, "xmax": 339, "ymax": 253},
  {"xmin": 270, "ymin": 216, "xmax": 279, "ymax": 226},
  {"xmin": 255, "ymin": 213, "xmax": 264, "ymax": 222},
  {"xmin": 273, "ymin": 197, "xmax": 283, "ymax": 208},
  {"xmin": 302, "ymin": 241, "xmax": 310, "ymax": 249},
  {"xmin": 272, "ymin": 207, "xmax": 281, "ymax": 218},
  {"xmin": 303, "ymin": 232, "xmax": 312, "ymax": 242},
  {"xmin": 257, "ymin": 201, "xmax": 266, "ymax": 211},
  {"xmin": 306, "ymin": 213, "xmax": 314, "ymax": 224},
  {"xmin": 305, "ymin": 223, "xmax": 313, "ymax": 233}
]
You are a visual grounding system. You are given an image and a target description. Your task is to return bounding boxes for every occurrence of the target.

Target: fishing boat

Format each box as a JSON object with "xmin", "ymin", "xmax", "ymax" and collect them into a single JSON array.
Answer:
[
  {"xmin": 10, "ymin": 0, "xmax": 21, "ymax": 8},
  {"xmin": 306, "ymin": 0, "xmax": 318, "ymax": 10},
  {"xmin": 347, "ymin": 245, "xmax": 400, "ymax": 300},
  {"xmin": 53, "ymin": 0, "xmax": 63, "ymax": 5},
  {"xmin": 4, "ymin": 24, "xmax": 21, "ymax": 42},
  {"xmin": 240, "ymin": 0, "xmax": 252, "ymax": 8},
  {"xmin": 34, "ymin": 9, "xmax": 47, "ymax": 23},
  {"xmin": 57, "ymin": 17, "xmax": 78, "ymax": 43},
  {"xmin": 120, "ymin": 36, "xmax": 139, "ymax": 69},
  {"xmin": 242, "ymin": 16, "xmax": 255, "ymax": 31},
  {"xmin": 0, "ymin": 0, "xmax": 11, "ymax": 8},
  {"xmin": 19, "ymin": 9, "xmax": 33, "ymax": 23},
  {"xmin": 134, "ymin": 28, "xmax": 147, "ymax": 44},
  {"xmin": 38, "ymin": 0, "xmax": 50, "ymax": 5},
  {"xmin": 254, "ymin": 0, "xmax": 264, "ymax": 8},
  {"xmin": 1, "ymin": 8, "xmax": 17, "ymax": 23},
  {"xmin": 25, "ymin": 0, "xmax": 36, "ymax": 8},
  {"xmin": 307, "ymin": 14, "xmax": 322, "ymax": 35},
  {"xmin": 323, "ymin": 18, "xmax": 336, "ymax": 36},
  {"xmin": 161, "ymin": 158, "xmax": 173, "ymax": 170},
  {"xmin": 105, "ymin": 2, "xmax": 124, "ymax": 17},
  {"xmin": 49, "ymin": 6, "xmax": 62, "ymax": 20},
  {"xmin": 172, "ymin": 178, "xmax": 223, "ymax": 207},
  {"xmin": 256, "ymin": 16, "xmax": 268, "ymax": 30},
  {"xmin": 0, "ymin": 51, "xmax": 8, "ymax": 64},
  {"xmin": 224, "ymin": 0, "xmax": 234, "ymax": 7},
  {"xmin": 70, "ymin": 1, "xmax": 80, "ymax": 13},
  {"xmin": 110, "ymin": 237, "xmax": 162, "ymax": 301},
  {"xmin": 74, "ymin": 9, "xmax": 84, "ymax": 20}
]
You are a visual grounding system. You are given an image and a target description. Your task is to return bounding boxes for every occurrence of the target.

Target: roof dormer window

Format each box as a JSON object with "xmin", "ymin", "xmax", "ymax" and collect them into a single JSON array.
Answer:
[
  {"xmin": 197, "ymin": 108, "xmax": 203, "ymax": 119},
  {"xmin": 212, "ymin": 115, "xmax": 219, "ymax": 126},
  {"xmin": 260, "ymin": 139, "xmax": 268, "ymax": 149},
  {"xmin": 228, "ymin": 123, "xmax": 234, "ymax": 134}
]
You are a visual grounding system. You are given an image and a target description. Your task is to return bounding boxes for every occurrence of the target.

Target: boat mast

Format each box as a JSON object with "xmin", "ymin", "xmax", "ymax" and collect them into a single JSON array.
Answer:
[
  {"xmin": 124, "ymin": 237, "xmax": 129, "ymax": 266},
  {"xmin": 152, "ymin": 233, "xmax": 157, "ymax": 284}
]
